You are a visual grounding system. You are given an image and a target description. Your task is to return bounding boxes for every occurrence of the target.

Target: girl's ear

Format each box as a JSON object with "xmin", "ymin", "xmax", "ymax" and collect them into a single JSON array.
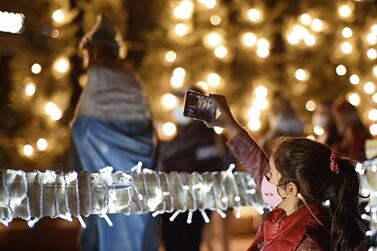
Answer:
[{"xmin": 285, "ymin": 182, "xmax": 299, "ymax": 198}]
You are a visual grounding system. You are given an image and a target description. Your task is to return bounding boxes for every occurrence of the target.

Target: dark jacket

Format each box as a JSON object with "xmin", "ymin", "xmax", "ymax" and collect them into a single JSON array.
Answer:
[{"xmin": 160, "ymin": 121, "xmax": 224, "ymax": 173}]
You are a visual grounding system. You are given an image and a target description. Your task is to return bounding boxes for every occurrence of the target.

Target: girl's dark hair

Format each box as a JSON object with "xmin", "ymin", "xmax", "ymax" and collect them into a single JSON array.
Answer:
[{"xmin": 271, "ymin": 137, "xmax": 365, "ymax": 250}]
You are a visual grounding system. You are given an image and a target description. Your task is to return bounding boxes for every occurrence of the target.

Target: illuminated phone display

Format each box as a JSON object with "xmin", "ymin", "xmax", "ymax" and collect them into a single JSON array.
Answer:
[{"xmin": 183, "ymin": 90, "xmax": 217, "ymax": 122}]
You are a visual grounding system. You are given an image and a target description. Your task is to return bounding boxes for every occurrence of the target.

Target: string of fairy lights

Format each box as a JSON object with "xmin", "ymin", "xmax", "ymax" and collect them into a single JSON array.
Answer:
[
  {"xmin": 2, "ymin": 159, "xmax": 377, "ymax": 238},
  {"xmin": 143, "ymin": 0, "xmax": 377, "ymax": 142},
  {"xmin": 1, "ymin": 0, "xmax": 377, "ymax": 162},
  {"xmin": 0, "ymin": 164, "xmax": 262, "ymax": 228}
]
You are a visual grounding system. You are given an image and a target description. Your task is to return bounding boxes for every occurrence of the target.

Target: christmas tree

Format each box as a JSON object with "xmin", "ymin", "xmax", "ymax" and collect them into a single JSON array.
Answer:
[
  {"xmin": 0, "ymin": 0, "xmax": 78, "ymax": 170},
  {"xmin": 139, "ymin": 0, "xmax": 377, "ymax": 140}
]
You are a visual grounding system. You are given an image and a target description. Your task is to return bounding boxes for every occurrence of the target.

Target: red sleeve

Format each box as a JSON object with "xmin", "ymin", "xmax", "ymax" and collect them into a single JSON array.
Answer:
[
  {"xmin": 296, "ymin": 237, "xmax": 324, "ymax": 251},
  {"xmin": 226, "ymin": 129, "xmax": 270, "ymax": 187}
]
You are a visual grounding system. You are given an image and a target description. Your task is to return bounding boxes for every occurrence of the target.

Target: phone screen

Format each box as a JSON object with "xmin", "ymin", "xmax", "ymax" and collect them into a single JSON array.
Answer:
[{"xmin": 183, "ymin": 90, "xmax": 217, "ymax": 122}]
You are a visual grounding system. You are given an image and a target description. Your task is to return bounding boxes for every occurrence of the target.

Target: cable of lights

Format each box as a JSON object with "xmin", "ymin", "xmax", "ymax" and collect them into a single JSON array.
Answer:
[{"xmin": 0, "ymin": 164, "xmax": 261, "ymax": 228}]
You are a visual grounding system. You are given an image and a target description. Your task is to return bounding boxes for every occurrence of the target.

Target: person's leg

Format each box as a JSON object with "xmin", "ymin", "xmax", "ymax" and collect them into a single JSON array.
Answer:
[
  {"xmin": 97, "ymin": 213, "xmax": 159, "ymax": 251},
  {"xmin": 186, "ymin": 211, "xmax": 207, "ymax": 251},
  {"xmin": 161, "ymin": 213, "xmax": 181, "ymax": 251},
  {"xmin": 80, "ymin": 215, "xmax": 99, "ymax": 251}
]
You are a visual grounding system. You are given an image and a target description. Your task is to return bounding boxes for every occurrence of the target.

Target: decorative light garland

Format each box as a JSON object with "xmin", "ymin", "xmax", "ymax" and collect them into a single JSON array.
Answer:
[
  {"xmin": 0, "ymin": 163, "xmax": 262, "ymax": 228},
  {"xmin": 2, "ymin": 158, "xmax": 376, "ymax": 235}
]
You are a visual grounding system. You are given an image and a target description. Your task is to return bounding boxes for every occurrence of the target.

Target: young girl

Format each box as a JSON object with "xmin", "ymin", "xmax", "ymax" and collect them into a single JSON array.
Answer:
[{"xmin": 204, "ymin": 94, "xmax": 365, "ymax": 251}]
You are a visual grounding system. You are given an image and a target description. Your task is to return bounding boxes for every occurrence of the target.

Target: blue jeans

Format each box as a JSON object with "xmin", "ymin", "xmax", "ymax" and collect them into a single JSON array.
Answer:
[{"xmin": 71, "ymin": 116, "xmax": 159, "ymax": 251}]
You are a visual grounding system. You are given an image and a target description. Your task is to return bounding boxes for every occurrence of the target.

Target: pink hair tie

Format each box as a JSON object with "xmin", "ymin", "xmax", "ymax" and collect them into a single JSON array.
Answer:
[{"xmin": 330, "ymin": 152, "xmax": 340, "ymax": 174}]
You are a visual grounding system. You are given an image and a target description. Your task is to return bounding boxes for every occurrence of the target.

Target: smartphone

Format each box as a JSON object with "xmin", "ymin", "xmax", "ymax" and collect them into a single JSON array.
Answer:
[{"xmin": 183, "ymin": 90, "xmax": 217, "ymax": 122}]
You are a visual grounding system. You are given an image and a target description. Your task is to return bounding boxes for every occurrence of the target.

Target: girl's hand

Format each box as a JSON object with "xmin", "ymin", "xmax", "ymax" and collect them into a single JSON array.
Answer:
[{"xmin": 204, "ymin": 94, "xmax": 243, "ymax": 138}]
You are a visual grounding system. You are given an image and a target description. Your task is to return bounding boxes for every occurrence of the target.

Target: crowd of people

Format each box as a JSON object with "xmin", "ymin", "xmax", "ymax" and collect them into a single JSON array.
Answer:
[{"xmin": 69, "ymin": 15, "xmax": 373, "ymax": 251}]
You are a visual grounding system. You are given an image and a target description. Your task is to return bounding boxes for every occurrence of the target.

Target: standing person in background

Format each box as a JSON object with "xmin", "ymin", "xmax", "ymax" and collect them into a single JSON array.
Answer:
[
  {"xmin": 333, "ymin": 98, "xmax": 371, "ymax": 162},
  {"xmin": 260, "ymin": 93, "xmax": 305, "ymax": 156},
  {"xmin": 159, "ymin": 87, "xmax": 226, "ymax": 251},
  {"xmin": 70, "ymin": 15, "xmax": 159, "ymax": 251},
  {"xmin": 312, "ymin": 102, "xmax": 342, "ymax": 153}
]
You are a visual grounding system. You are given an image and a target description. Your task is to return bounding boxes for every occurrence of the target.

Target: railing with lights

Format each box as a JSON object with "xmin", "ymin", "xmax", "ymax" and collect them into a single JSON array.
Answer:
[{"xmin": 0, "ymin": 163, "xmax": 263, "ymax": 228}]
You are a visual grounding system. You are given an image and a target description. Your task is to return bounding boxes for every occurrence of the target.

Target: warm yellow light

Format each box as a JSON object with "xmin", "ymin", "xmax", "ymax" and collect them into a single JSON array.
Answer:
[
  {"xmin": 174, "ymin": 23, "xmax": 189, "ymax": 37},
  {"xmin": 25, "ymin": 82, "xmax": 36, "ymax": 96},
  {"xmin": 255, "ymin": 85, "xmax": 268, "ymax": 98},
  {"xmin": 307, "ymin": 135, "xmax": 316, "ymax": 140},
  {"xmin": 367, "ymin": 33, "xmax": 377, "ymax": 45},
  {"xmin": 364, "ymin": 81, "xmax": 375, "ymax": 94},
  {"xmin": 207, "ymin": 72, "xmax": 221, "ymax": 87},
  {"xmin": 173, "ymin": 0, "xmax": 194, "ymax": 20},
  {"xmin": 293, "ymin": 25, "xmax": 309, "ymax": 38},
  {"xmin": 213, "ymin": 127, "xmax": 223, "ymax": 134},
  {"xmin": 210, "ymin": 15, "xmax": 221, "ymax": 25},
  {"xmin": 31, "ymin": 63, "xmax": 42, "ymax": 74},
  {"xmin": 287, "ymin": 32, "xmax": 300, "ymax": 45},
  {"xmin": 336, "ymin": 64, "xmax": 347, "ymax": 76},
  {"xmin": 338, "ymin": 4, "xmax": 352, "ymax": 18},
  {"xmin": 368, "ymin": 109, "xmax": 377, "ymax": 121},
  {"xmin": 311, "ymin": 18, "xmax": 324, "ymax": 32},
  {"xmin": 0, "ymin": 11, "xmax": 24, "ymax": 34},
  {"xmin": 372, "ymin": 24, "xmax": 377, "ymax": 35},
  {"xmin": 257, "ymin": 38, "xmax": 270, "ymax": 49},
  {"xmin": 23, "ymin": 144, "xmax": 34, "ymax": 157},
  {"xmin": 367, "ymin": 48, "xmax": 377, "ymax": 60},
  {"xmin": 347, "ymin": 92, "xmax": 360, "ymax": 106},
  {"xmin": 313, "ymin": 125, "xmax": 325, "ymax": 136},
  {"xmin": 214, "ymin": 45, "xmax": 228, "ymax": 58},
  {"xmin": 247, "ymin": 107, "xmax": 261, "ymax": 119},
  {"xmin": 170, "ymin": 76, "xmax": 184, "ymax": 88},
  {"xmin": 305, "ymin": 100, "xmax": 316, "ymax": 111},
  {"xmin": 52, "ymin": 9, "xmax": 65, "ymax": 24},
  {"xmin": 349, "ymin": 74, "xmax": 360, "ymax": 85},
  {"xmin": 342, "ymin": 27, "xmax": 352, "ymax": 38},
  {"xmin": 256, "ymin": 48, "xmax": 269, "ymax": 58},
  {"xmin": 204, "ymin": 32, "xmax": 223, "ymax": 48},
  {"xmin": 165, "ymin": 50, "xmax": 177, "ymax": 63},
  {"xmin": 79, "ymin": 74, "xmax": 87, "ymax": 88},
  {"xmin": 300, "ymin": 13, "xmax": 312, "ymax": 25},
  {"xmin": 51, "ymin": 29, "xmax": 60, "ymax": 38},
  {"xmin": 170, "ymin": 67, "xmax": 186, "ymax": 88},
  {"xmin": 295, "ymin": 68, "xmax": 309, "ymax": 81},
  {"xmin": 373, "ymin": 93, "xmax": 377, "ymax": 103},
  {"xmin": 53, "ymin": 56, "xmax": 70, "ymax": 74},
  {"xmin": 200, "ymin": 0, "xmax": 217, "ymax": 9},
  {"xmin": 161, "ymin": 93, "xmax": 178, "ymax": 110},
  {"xmin": 241, "ymin": 32, "xmax": 257, "ymax": 47},
  {"xmin": 373, "ymin": 65, "xmax": 377, "ymax": 77},
  {"xmin": 304, "ymin": 34, "xmax": 316, "ymax": 46},
  {"xmin": 370, "ymin": 124, "xmax": 377, "ymax": 136},
  {"xmin": 256, "ymin": 38, "xmax": 269, "ymax": 58},
  {"xmin": 341, "ymin": 41, "xmax": 353, "ymax": 54},
  {"xmin": 162, "ymin": 122, "xmax": 177, "ymax": 137},
  {"xmin": 173, "ymin": 67, "xmax": 186, "ymax": 78},
  {"xmin": 253, "ymin": 98, "xmax": 268, "ymax": 110},
  {"xmin": 196, "ymin": 81, "xmax": 209, "ymax": 91},
  {"xmin": 44, "ymin": 101, "xmax": 63, "ymax": 121},
  {"xmin": 247, "ymin": 8, "xmax": 262, "ymax": 23},
  {"xmin": 247, "ymin": 119, "xmax": 261, "ymax": 132},
  {"xmin": 36, "ymin": 138, "xmax": 48, "ymax": 151}
]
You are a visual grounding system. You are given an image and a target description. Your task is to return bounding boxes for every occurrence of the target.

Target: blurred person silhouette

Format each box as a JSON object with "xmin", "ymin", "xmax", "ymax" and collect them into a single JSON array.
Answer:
[
  {"xmin": 260, "ymin": 93, "xmax": 305, "ymax": 156},
  {"xmin": 70, "ymin": 15, "xmax": 159, "ymax": 251},
  {"xmin": 312, "ymin": 102, "xmax": 342, "ymax": 152},
  {"xmin": 332, "ymin": 98, "xmax": 371, "ymax": 161},
  {"xmin": 202, "ymin": 145, "xmax": 235, "ymax": 251},
  {"xmin": 159, "ymin": 87, "xmax": 226, "ymax": 251}
]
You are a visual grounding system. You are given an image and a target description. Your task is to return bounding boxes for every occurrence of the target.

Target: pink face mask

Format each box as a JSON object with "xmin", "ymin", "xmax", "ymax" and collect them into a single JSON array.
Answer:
[{"xmin": 261, "ymin": 175, "xmax": 284, "ymax": 208}]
